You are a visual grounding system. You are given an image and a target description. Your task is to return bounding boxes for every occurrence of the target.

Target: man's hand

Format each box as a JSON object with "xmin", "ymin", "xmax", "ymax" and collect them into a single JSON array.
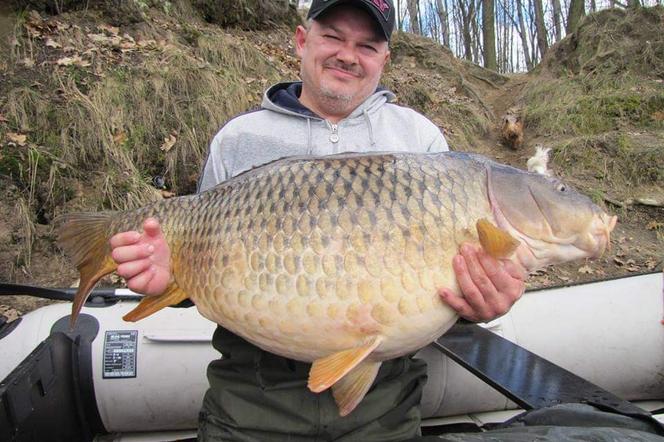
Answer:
[
  {"xmin": 439, "ymin": 243, "xmax": 526, "ymax": 322},
  {"xmin": 109, "ymin": 218, "xmax": 171, "ymax": 296}
]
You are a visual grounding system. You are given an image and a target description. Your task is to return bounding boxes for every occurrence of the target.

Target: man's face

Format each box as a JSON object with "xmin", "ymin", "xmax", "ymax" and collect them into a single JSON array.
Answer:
[{"xmin": 296, "ymin": 5, "xmax": 390, "ymax": 118}]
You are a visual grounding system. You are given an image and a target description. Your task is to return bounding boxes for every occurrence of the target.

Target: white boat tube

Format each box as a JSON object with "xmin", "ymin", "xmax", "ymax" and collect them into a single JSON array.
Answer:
[
  {"xmin": 1, "ymin": 272, "xmax": 662, "ymax": 432},
  {"xmin": 420, "ymin": 271, "xmax": 664, "ymax": 417}
]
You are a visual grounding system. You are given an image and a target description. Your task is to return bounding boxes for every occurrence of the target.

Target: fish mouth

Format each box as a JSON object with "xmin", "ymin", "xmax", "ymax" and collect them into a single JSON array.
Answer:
[{"xmin": 589, "ymin": 212, "xmax": 617, "ymax": 257}]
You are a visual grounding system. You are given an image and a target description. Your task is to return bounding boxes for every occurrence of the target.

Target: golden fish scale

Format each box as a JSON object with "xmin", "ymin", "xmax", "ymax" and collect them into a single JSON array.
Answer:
[{"xmin": 114, "ymin": 154, "xmax": 493, "ymax": 362}]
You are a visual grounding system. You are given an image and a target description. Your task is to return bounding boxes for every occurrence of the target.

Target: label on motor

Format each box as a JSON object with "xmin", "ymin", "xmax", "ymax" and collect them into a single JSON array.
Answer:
[{"xmin": 103, "ymin": 330, "xmax": 138, "ymax": 378}]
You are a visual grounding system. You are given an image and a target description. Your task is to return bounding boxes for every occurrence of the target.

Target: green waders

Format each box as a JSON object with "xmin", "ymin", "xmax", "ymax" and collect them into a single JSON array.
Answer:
[{"xmin": 198, "ymin": 327, "xmax": 428, "ymax": 441}]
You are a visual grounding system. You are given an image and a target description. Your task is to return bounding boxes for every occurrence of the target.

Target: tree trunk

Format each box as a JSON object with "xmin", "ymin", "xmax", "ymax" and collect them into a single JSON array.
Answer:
[
  {"xmin": 396, "ymin": 0, "xmax": 403, "ymax": 31},
  {"xmin": 407, "ymin": 0, "xmax": 421, "ymax": 34},
  {"xmin": 458, "ymin": 0, "xmax": 474, "ymax": 61},
  {"xmin": 551, "ymin": 0, "xmax": 562, "ymax": 42},
  {"xmin": 515, "ymin": 0, "xmax": 533, "ymax": 70},
  {"xmin": 482, "ymin": 0, "xmax": 497, "ymax": 70},
  {"xmin": 627, "ymin": 0, "xmax": 642, "ymax": 7},
  {"xmin": 435, "ymin": 0, "xmax": 451, "ymax": 47},
  {"xmin": 566, "ymin": 0, "xmax": 585, "ymax": 34},
  {"xmin": 533, "ymin": 0, "xmax": 548, "ymax": 59},
  {"xmin": 471, "ymin": 0, "xmax": 481, "ymax": 63}
]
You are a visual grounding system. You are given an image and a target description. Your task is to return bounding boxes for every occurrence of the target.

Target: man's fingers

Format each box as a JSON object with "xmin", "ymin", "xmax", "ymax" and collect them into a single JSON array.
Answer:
[
  {"xmin": 439, "ymin": 289, "xmax": 479, "ymax": 322},
  {"xmin": 475, "ymin": 249, "xmax": 523, "ymax": 298},
  {"xmin": 117, "ymin": 258, "xmax": 152, "ymax": 279},
  {"xmin": 452, "ymin": 251, "xmax": 493, "ymax": 320},
  {"xmin": 111, "ymin": 243, "xmax": 154, "ymax": 264},
  {"xmin": 458, "ymin": 245, "xmax": 498, "ymax": 305},
  {"xmin": 126, "ymin": 266, "xmax": 156, "ymax": 293},
  {"xmin": 503, "ymin": 259, "xmax": 528, "ymax": 281},
  {"xmin": 142, "ymin": 218, "xmax": 162, "ymax": 239},
  {"xmin": 109, "ymin": 231, "xmax": 141, "ymax": 249}
]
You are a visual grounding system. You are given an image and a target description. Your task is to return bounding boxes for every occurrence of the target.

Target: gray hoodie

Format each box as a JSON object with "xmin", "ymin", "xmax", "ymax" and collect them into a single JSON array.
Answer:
[{"xmin": 198, "ymin": 81, "xmax": 448, "ymax": 191}]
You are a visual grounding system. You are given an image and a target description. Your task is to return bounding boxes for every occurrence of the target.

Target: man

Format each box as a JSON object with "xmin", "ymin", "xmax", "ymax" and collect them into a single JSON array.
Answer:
[{"xmin": 110, "ymin": 1, "xmax": 526, "ymax": 440}]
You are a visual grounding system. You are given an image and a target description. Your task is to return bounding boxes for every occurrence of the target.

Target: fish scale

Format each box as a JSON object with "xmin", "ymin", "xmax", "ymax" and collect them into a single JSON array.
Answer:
[
  {"xmin": 176, "ymin": 154, "xmax": 488, "ymax": 360},
  {"xmin": 59, "ymin": 151, "xmax": 616, "ymax": 416}
]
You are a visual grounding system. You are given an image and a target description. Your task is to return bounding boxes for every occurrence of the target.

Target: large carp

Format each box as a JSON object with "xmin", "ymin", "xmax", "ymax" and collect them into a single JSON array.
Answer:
[{"xmin": 58, "ymin": 151, "xmax": 616, "ymax": 416}]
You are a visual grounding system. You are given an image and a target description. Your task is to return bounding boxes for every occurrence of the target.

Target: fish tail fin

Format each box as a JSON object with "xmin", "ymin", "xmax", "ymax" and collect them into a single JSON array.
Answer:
[
  {"xmin": 123, "ymin": 284, "xmax": 188, "ymax": 322},
  {"xmin": 57, "ymin": 212, "xmax": 118, "ymax": 328}
]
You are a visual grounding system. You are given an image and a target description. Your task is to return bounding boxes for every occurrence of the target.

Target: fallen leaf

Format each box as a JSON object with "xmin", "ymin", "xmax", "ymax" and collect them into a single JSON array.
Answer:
[
  {"xmin": 646, "ymin": 221, "xmax": 663, "ymax": 230},
  {"xmin": 45, "ymin": 38, "xmax": 61, "ymax": 48},
  {"xmin": 88, "ymin": 32, "xmax": 111, "ymax": 43},
  {"xmin": 644, "ymin": 259, "xmax": 658, "ymax": 270},
  {"xmin": 160, "ymin": 134, "xmax": 176, "ymax": 152},
  {"xmin": 137, "ymin": 39, "xmax": 156, "ymax": 48},
  {"xmin": 7, "ymin": 132, "xmax": 27, "ymax": 146},
  {"xmin": 635, "ymin": 197, "xmax": 663, "ymax": 207},
  {"xmin": 578, "ymin": 265, "xmax": 593, "ymax": 274},
  {"xmin": 0, "ymin": 113, "xmax": 8, "ymax": 123},
  {"xmin": 161, "ymin": 190, "xmax": 176, "ymax": 198},
  {"xmin": 56, "ymin": 55, "xmax": 91, "ymax": 67},
  {"xmin": 613, "ymin": 256, "xmax": 625, "ymax": 266},
  {"xmin": 99, "ymin": 24, "xmax": 120, "ymax": 35},
  {"xmin": 113, "ymin": 130, "xmax": 127, "ymax": 145},
  {"xmin": 20, "ymin": 57, "xmax": 35, "ymax": 67},
  {"xmin": 54, "ymin": 21, "xmax": 70, "ymax": 31}
]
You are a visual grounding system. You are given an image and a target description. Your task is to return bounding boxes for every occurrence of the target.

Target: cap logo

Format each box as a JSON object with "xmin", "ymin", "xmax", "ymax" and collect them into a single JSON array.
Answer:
[
  {"xmin": 372, "ymin": 0, "xmax": 389, "ymax": 13},
  {"xmin": 370, "ymin": 0, "xmax": 390, "ymax": 18}
]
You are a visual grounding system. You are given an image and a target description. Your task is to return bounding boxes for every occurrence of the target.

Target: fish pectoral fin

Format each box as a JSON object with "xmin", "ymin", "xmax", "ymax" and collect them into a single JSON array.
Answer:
[
  {"xmin": 476, "ymin": 218, "xmax": 521, "ymax": 259},
  {"xmin": 307, "ymin": 336, "xmax": 383, "ymax": 394},
  {"xmin": 332, "ymin": 361, "xmax": 382, "ymax": 417},
  {"xmin": 122, "ymin": 283, "xmax": 188, "ymax": 322}
]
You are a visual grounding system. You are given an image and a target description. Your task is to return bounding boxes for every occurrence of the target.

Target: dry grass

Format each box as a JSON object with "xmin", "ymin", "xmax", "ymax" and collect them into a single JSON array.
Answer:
[{"xmin": 0, "ymin": 4, "xmax": 289, "ymax": 279}]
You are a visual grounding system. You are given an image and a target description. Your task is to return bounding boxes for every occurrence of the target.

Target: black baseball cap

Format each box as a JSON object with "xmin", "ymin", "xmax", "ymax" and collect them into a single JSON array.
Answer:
[{"xmin": 307, "ymin": 0, "xmax": 396, "ymax": 41}]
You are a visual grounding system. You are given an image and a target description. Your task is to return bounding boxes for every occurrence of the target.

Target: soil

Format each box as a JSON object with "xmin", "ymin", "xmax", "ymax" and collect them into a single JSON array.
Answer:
[{"xmin": 0, "ymin": 5, "xmax": 662, "ymax": 320}]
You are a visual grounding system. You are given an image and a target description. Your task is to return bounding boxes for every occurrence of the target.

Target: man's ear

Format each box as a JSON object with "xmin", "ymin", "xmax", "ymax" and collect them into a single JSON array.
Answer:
[
  {"xmin": 295, "ymin": 25, "xmax": 307, "ymax": 57},
  {"xmin": 382, "ymin": 50, "xmax": 391, "ymax": 68}
]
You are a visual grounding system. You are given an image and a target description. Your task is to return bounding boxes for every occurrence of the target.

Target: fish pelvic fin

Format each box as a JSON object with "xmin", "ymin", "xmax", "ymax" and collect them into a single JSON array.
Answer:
[
  {"xmin": 476, "ymin": 218, "xmax": 521, "ymax": 259},
  {"xmin": 307, "ymin": 335, "xmax": 383, "ymax": 395},
  {"xmin": 332, "ymin": 361, "xmax": 382, "ymax": 417},
  {"xmin": 57, "ymin": 212, "xmax": 118, "ymax": 329},
  {"xmin": 123, "ymin": 283, "xmax": 188, "ymax": 322}
]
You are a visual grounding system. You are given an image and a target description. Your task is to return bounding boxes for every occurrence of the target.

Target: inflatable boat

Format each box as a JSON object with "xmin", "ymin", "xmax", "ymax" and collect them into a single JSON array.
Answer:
[{"xmin": 1, "ymin": 271, "xmax": 663, "ymax": 441}]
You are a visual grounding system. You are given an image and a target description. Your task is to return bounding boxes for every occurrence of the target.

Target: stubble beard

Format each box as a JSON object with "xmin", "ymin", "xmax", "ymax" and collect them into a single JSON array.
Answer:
[
  {"xmin": 318, "ymin": 84, "xmax": 355, "ymax": 115},
  {"xmin": 301, "ymin": 62, "xmax": 365, "ymax": 117}
]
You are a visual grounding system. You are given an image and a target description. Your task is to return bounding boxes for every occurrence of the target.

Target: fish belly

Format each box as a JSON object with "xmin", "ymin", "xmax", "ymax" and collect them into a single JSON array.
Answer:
[{"xmin": 174, "ymin": 153, "xmax": 492, "ymax": 362}]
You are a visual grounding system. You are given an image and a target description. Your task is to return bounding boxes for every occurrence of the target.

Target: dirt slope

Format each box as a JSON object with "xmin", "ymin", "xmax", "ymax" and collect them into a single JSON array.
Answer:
[{"xmin": 0, "ymin": 4, "xmax": 662, "ymax": 316}]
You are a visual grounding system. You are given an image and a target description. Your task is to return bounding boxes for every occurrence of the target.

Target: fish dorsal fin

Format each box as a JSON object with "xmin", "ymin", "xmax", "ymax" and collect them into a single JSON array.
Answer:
[
  {"xmin": 123, "ymin": 283, "xmax": 189, "ymax": 322},
  {"xmin": 476, "ymin": 218, "xmax": 520, "ymax": 259},
  {"xmin": 332, "ymin": 361, "xmax": 382, "ymax": 417},
  {"xmin": 308, "ymin": 336, "xmax": 383, "ymax": 394}
]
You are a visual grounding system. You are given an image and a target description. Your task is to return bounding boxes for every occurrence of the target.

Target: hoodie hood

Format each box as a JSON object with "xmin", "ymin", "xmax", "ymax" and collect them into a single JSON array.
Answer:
[{"xmin": 261, "ymin": 81, "xmax": 396, "ymax": 121}]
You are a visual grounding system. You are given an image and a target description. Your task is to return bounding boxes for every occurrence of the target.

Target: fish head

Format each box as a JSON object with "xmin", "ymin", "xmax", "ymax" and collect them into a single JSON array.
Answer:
[{"xmin": 487, "ymin": 164, "xmax": 617, "ymax": 271}]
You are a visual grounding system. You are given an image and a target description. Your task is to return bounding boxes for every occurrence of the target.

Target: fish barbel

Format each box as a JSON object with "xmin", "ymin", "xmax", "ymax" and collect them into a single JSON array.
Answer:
[{"xmin": 58, "ymin": 151, "xmax": 616, "ymax": 416}]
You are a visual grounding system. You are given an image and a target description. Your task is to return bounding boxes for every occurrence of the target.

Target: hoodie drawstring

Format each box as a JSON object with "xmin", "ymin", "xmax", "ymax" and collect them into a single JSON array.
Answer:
[
  {"xmin": 364, "ymin": 110, "xmax": 376, "ymax": 146},
  {"xmin": 307, "ymin": 118, "xmax": 312, "ymax": 154}
]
